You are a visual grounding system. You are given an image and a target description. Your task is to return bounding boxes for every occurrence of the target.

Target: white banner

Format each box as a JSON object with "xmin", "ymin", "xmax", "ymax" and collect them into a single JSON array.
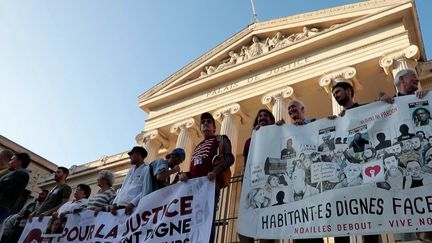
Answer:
[
  {"xmin": 238, "ymin": 94, "xmax": 432, "ymax": 239},
  {"xmin": 19, "ymin": 177, "xmax": 214, "ymax": 243}
]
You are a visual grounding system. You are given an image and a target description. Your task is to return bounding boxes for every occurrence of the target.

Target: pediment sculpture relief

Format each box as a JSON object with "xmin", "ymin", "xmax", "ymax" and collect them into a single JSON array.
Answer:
[{"xmin": 198, "ymin": 25, "xmax": 340, "ymax": 79}]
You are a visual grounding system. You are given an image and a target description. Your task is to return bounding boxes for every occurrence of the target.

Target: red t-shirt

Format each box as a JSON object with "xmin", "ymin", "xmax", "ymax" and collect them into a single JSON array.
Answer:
[{"xmin": 189, "ymin": 136, "xmax": 219, "ymax": 178}]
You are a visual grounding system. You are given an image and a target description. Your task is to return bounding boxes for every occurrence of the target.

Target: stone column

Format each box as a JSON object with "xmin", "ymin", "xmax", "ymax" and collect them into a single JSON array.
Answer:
[
  {"xmin": 213, "ymin": 103, "xmax": 248, "ymax": 166},
  {"xmin": 135, "ymin": 130, "xmax": 168, "ymax": 163},
  {"xmin": 261, "ymin": 86, "xmax": 295, "ymax": 122},
  {"xmin": 379, "ymin": 45, "xmax": 420, "ymax": 80},
  {"xmin": 170, "ymin": 118, "xmax": 200, "ymax": 172},
  {"xmin": 319, "ymin": 66, "xmax": 360, "ymax": 115}
]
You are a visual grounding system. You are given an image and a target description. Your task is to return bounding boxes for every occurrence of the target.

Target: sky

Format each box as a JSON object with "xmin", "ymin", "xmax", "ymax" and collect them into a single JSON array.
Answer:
[{"xmin": 0, "ymin": 0, "xmax": 431, "ymax": 168}]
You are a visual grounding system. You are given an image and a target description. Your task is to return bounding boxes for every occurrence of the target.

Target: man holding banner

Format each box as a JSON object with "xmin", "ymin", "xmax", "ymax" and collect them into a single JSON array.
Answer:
[
  {"xmin": 179, "ymin": 112, "xmax": 234, "ymax": 243},
  {"xmin": 111, "ymin": 146, "xmax": 147, "ymax": 216}
]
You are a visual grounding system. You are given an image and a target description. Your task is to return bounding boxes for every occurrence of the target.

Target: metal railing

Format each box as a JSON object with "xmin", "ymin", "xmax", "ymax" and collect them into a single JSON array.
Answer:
[{"xmin": 214, "ymin": 175, "xmax": 244, "ymax": 243}]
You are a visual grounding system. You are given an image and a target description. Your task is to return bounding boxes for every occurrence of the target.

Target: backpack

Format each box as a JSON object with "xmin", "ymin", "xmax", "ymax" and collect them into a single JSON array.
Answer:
[{"xmin": 212, "ymin": 135, "xmax": 232, "ymax": 190}]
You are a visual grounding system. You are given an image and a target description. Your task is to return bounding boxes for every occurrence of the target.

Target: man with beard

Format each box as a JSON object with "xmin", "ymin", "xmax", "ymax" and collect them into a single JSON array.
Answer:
[
  {"xmin": 379, "ymin": 153, "xmax": 405, "ymax": 190},
  {"xmin": 111, "ymin": 146, "xmax": 147, "ymax": 216},
  {"xmin": 332, "ymin": 81, "xmax": 380, "ymax": 243},
  {"xmin": 179, "ymin": 112, "xmax": 234, "ymax": 243},
  {"xmin": 380, "ymin": 69, "xmax": 428, "ymax": 103},
  {"xmin": 332, "ymin": 81, "xmax": 361, "ymax": 115},
  {"xmin": 31, "ymin": 167, "xmax": 71, "ymax": 221},
  {"xmin": 240, "ymin": 109, "xmax": 276, "ymax": 243}
]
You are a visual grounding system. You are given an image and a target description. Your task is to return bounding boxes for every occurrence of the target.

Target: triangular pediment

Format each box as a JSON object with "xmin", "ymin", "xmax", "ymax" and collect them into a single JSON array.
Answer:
[{"xmin": 139, "ymin": 0, "xmax": 418, "ymax": 112}]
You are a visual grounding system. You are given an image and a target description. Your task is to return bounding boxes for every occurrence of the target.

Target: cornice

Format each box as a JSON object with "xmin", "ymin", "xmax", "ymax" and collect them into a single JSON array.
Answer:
[
  {"xmin": 138, "ymin": 0, "xmax": 411, "ymax": 103},
  {"xmin": 0, "ymin": 134, "xmax": 57, "ymax": 172}
]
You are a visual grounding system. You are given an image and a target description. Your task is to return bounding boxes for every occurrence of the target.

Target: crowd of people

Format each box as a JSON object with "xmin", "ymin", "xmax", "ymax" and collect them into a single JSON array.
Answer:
[
  {"xmin": 0, "ymin": 111, "xmax": 234, "ymax": 242},
  {"xmin": 0, "ymin": 68, "xmax": 430, "ymax": 243}
]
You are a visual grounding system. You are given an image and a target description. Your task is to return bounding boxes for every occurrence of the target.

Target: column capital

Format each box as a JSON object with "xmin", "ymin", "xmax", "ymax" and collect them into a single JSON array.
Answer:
[
  {"xmin": 136, "ymin": 129, "xmax": 169, "ymax": 148},
  {"xmin": 170, "ymin": 118, "xmax": 201, "ymax": 138},
  {"xmin": 319, "ymin": 66, "xmax": 361, "ymax": 94},
  {"xmin": 261, "ymin": 86, "xmax": 295, "ymax": 108},
  {"xmin": 213, "ymin": 103, "xmax": 249, "ymax": 125},
  {"xmin": 379, "ymin": 45, "xmax": 419, "ymax": 78}
]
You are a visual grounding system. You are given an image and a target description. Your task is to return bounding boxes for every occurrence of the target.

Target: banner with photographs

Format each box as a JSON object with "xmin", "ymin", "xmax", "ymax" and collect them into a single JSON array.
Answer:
[
  {"xmin": 19, "ymin": 177, "xmax": 214, "ymax": 243},
  {"xmin": 238, "ymin": 94, "xmax": 432, "ymax": 239}
]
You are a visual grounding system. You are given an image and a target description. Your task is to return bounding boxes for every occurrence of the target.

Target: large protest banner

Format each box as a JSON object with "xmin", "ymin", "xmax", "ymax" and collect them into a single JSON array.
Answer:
[
  {"xmin": 19, "ymin": 177, "xmax": 214, "ymax": 243},
  {"xmin": 238, "ymin": 94, "xmax": 432, "ymax": 239}
]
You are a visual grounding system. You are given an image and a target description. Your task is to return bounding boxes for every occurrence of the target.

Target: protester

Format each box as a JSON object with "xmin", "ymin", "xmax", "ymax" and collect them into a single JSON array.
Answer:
[
  {"xmin": 277, "ymin": 99, "xmax": 315, "ymax": 126},
  {"xmin": 111, "ymin": 146, "xmax": 147, "ymax": 216},
  {"xmin": 31, "ymin": 167, "xmax": 72, "ymax": 220},
  {"xmin": 0, "ymin": 153, "xmax": 30, "ymax": 223},
  {"xmin": 145, "ymin": 147, "xmax": 185, "ymax": 194},
  {"xmin": 86, "ymin": 170, "xmax": 116, "ymax": 216},
  {"xmin": 179, "ymin": 112, "xmax": 234, "ymax": 243},
  {"xmin": 240, "ymin": 109, "xmax": 276, "ymax": 243},
  {"xmin": 380, "ymin": 69, "xmax": 428, "ymax": 103},
  {"xmin": 52, "ymin": 184, "xmax": 90, "ymax": 218},
  {"xmin": 0, "ymin": 190, "xmax": 47, "ymax": 242}
]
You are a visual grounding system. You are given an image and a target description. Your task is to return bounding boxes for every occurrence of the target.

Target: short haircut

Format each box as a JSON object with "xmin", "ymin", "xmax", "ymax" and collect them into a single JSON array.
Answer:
[
  {"xmin": 77, "ymin": 184, "xmax": 91, "ymax": 198},
  {"xmin": 0, "ymin": 149, "xmax": 13, "ymax": 161},
  {"xmin": 98, "ymin": 170, "xmax": 116, "ymax": 187},
  {"xmin": 394, "ymin": 69, "xmax": 416, "ymax": 86},
  {"xmin": 15, "ymin": 153, "xmax": 31, "ymax": 168},
  {"xmin": 288, "ymin": 99, "xmax": 305, "ymax": 109},
  {"xmin": 57, "ymin": 167, "xmax": 69, "ymax": 176},
  {"xmin": 332, "ymin": 82, "xmax": 354, "ymax": 97}
]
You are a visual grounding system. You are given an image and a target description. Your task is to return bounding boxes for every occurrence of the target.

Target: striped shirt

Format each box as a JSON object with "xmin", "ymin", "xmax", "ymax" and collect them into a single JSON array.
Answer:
[{"xmin": 86, "ymin": 188, "xmax": 116, "ymax": 211}]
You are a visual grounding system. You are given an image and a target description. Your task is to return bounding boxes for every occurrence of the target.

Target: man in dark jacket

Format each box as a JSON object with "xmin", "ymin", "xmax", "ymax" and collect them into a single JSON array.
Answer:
[{"xmin": 0, "ymin": 153, "xmax": 30, "ymax": 223}]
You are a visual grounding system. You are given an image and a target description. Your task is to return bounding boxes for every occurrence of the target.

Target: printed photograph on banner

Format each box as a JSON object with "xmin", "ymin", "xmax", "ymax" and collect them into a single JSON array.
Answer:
[
  {"xmin": 347, "ymin": 125, "xmax": 370, "ymax": 154},
  {"xmin": 291, "ymin": 165, "xmax": 319, "ymax": 201},
  {"xmin": 409, "ymin": 100, "xmax": 432, "ymax": 127},
  {"xmin": 280, "ymin": 136, "xmax": 297, "ymax": 160},
  {"xmin": 264, "ymin": 174, "xmax": 290, "ymax": 206},
  {"xmin": 264, "ymin": 157, "xmax": 287, "ymax": 175},
  {"xmin": 371, "ymin": 128, "xmax": 392, "ymax": 159},
  {"xmin": 362, "ymin": 160, "xmax": 385, "ymax": 184},
  {"xmin": 246, "ymin": 187, "xmax": 272, "ymax": 209},
  {"xmin": 42, "ymin": 216, "xmax": 67, "ymax": 237},
  {"xmin": 317, "ymin": 126, "xmax": 336, "ymax": 162},
  {"xmin": 394, "ymin": 121, "xmax": 415, "ymax": 142}
]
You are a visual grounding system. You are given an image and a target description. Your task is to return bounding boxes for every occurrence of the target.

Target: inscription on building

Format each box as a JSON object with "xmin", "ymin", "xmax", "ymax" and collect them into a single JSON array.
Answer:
[{"xmin": 206, "ymin": 57, "xmax": 311, "ymax": 98}]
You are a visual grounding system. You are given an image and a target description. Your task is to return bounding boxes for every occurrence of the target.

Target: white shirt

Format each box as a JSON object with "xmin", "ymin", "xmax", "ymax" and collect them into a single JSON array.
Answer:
[
  {"xmin": 112, "ymin": 164, "xmax": 147, "ymax": 206},
  {"xmin": 57, "ymin": 198, "xmax": 88, "ymax": 214}
]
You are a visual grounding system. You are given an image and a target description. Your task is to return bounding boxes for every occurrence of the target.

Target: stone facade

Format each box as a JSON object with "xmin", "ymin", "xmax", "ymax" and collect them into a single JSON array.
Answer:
[{"xmin": 38, "ymin": 1, "xmax": 432, "ymax": 242}]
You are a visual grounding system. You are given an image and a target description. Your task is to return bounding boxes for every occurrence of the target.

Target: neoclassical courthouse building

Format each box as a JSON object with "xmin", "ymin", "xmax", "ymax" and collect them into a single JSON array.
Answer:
[{"xmin": 34, "ymin": 0, "xmax": 432, "ymax": 242}]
